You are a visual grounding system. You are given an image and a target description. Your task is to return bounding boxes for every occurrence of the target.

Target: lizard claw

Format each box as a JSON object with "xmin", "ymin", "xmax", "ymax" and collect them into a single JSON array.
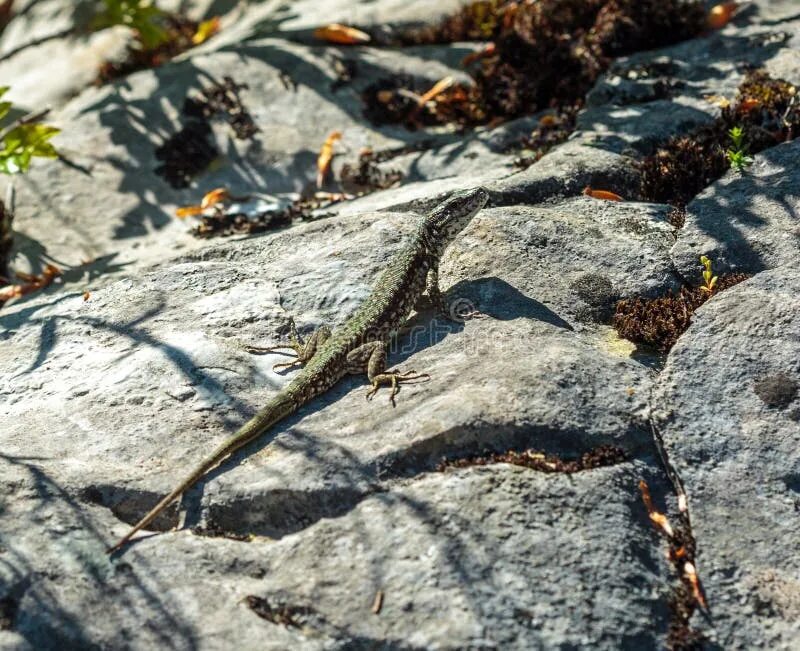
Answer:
[{"xmin": 459, "ymin": 308, "xmax": 488, "ymax": 321}]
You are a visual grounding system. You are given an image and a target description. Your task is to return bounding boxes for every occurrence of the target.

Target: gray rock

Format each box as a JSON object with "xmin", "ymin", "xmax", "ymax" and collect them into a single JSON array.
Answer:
[
  {"xmin": 0, "ymin": 195, "xmax": 680, "ymax": 648},
  {"xmin": 6, "ymin": 37, "xmax": 474, "ymax": 282},
  {"xmin": 0, "ymin": 0, "xmax": 139, "ymax": 111},
  {"xmin": 671, "ymin": 139, "xmax": 800, "ymax": 283},
  {"xmin": 3, "ymin": 0, "xmax": 800, "ymax": 648},
  {"xmin": 653, "ymin": 266, "xmax": 800, "ymax": 649},
  {"xmin": 0, "ymin": 450, "xmax": 671, "ymax": 650}
]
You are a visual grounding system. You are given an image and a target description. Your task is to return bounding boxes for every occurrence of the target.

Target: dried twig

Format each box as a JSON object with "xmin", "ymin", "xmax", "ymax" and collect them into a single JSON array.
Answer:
[{"xmin": 0, "ymin": 106, "xmax": 51, "ymax": 143}]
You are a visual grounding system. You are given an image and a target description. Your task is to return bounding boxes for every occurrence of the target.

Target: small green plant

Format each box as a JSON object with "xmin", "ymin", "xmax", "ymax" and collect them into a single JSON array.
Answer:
[
  {"xmin": 0, "ymin": 88, "xmax": 60, "ymax": 175},
  {"xmin": 726, "ymin": 126, "xmax": 754, "ymax": 171},
  {"xmin": 699, "ymin": 255, "xmax": 718, "ymax": 293},
  {"xmin": 92, "ymin": 0, "xmax": 170, "ymax": 49}
]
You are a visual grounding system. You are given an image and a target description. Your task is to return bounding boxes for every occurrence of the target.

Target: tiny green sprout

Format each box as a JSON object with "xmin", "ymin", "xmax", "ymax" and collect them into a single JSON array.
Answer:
[
  {"xmin": 699, "ymin": 255, "xmax": 718, "ymax": 293},
  {"xmin": 729, "ymin": 126, "xmax": 745, "ymax": 150},
  {"xmin": 726, "ymin": 126, "xmax": 754, "ymax": 171}
]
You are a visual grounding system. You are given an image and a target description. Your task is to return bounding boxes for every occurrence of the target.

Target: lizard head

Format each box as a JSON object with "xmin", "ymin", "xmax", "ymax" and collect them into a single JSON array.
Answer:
[{"xmin": 426, "ymin": 187, "xmax": 489, "ymax": 247}]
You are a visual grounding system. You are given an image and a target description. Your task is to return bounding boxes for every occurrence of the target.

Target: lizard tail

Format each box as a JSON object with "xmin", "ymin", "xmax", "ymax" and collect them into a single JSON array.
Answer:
[{"xmin": 106, "ymin": 394, "xmax": 297, "ymax": 554}]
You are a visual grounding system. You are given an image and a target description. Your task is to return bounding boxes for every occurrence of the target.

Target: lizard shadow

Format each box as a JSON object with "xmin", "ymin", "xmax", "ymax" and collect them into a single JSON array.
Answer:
[{"xmin": 392, "ymin": 276, "xmax": 572, "ymax": 364}]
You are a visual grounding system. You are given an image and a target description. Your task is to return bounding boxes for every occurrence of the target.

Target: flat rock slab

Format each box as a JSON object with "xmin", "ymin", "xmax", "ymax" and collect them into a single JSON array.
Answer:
[
  {"xmin": 653, "ymin": 266, "xmax": 800, "ymax": 648},
  {"xmin": 1, "ymin": 197, "xmax": 675, "ymax": 536},
  {"xmin": 0, "ymin": 453, "xmax": 670, "ymax": 650},
  {"xmin": 672, "ymin": 139, "xmax": 800, "ymax": 283},
  {"xmin": 0, "ymin": 197, "xmax": 680, "ymax": 647}
]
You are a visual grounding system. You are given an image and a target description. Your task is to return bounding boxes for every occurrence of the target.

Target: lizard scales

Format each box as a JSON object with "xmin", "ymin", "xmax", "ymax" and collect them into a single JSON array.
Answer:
[{"xmin": 108, "ymin": 187, "xmax": 489, "ymax": 553}]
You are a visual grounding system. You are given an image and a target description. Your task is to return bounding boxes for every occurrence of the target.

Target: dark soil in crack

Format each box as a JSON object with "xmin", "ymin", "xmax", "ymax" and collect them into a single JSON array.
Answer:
[
  {"xmin": 643, "ymin": 422, "xmax": 711, "ymax": 650},
  {"xmin": 437, "ymin": 444, "xmax": 628, "ymax": 473}
]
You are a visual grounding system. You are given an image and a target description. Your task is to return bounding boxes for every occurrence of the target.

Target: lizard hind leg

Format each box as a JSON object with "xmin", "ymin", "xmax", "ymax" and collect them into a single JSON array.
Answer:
[
  {"xmin": 346, "ymin": 340, "xmax": 430, "ymax": 407},
  {"xmin": 246, "ymin": 319, "xmax": 331, "ymax": 372}
]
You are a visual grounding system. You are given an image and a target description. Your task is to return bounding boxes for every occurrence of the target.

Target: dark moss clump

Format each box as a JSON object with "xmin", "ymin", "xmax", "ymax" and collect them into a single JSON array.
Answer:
[
  {"xmin": 513, "ymin": 105, "xmax": 579, "ymax": 168},
  {"xmin": 184, "ymin": 76, "xmax": 258, "ymax": 140},
  {"xmin": 189, "ymin": 206, "xmax": 292, "ymax": 238},
  {"xmin": 613, "ymin": 274, "xmax": 750, "ymax": 352},
  {"xmin": 154, "ymin": 120, "xmax": 217, "ymax": 189},
  {"xmin": 639, "ymin": 128, "xmax": 728, "ymax": 208},
  {"xmin": 438, "ymin": 444, "xmax": 627, "ymax": 473},
  {"xmin": 361, "ymin": 74, "xmax": 485, "ymax": 128},
  {"xmin": 375, "ymin": 0, "xmax": 706, "ymax": 128},
  {"xmin": 667, "ymin": 207, "xmax": 686, "ymax": 228},
  {"xmin": 244, "ymin": 596, "xmax": 311, "ymax": 628},
  {"xmin": 640, "ymin": 70, "xmax": 800, "ymax": 207},
  {"xmin": 408, "ymin": 0, "xmax": 509, "ymax": 43},
  {"xmin": 185, "ymin": 191, "xmax": 354, "ymax": 239},
  {"xmin": 339, "ymin": 150, "xmax": 404, "ymax": 194},
  {"xmin": 155, "ymin": 78, "xmax": 257, "ymax": 188}
]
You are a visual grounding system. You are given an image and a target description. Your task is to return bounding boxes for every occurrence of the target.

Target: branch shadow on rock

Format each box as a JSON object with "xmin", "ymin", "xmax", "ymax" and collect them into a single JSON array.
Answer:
[{"xmin": 0, "ymin": 453, "xmax": 201, "ymax": 650}]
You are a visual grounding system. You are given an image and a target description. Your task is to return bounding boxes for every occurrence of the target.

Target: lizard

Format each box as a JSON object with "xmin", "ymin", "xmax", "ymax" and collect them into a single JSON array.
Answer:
[{"xmin": 107, "ymin": 186, "xmax": 489, "ymax": 554}]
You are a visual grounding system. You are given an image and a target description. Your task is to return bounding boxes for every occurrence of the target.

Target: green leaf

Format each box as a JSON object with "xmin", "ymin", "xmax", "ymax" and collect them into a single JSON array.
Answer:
[
  {"xmin": 0, "ymin": 123, "xmax": 60, "ymax": 175},
  {"xmin": 0, "ymin": 101, "xmax": 12, "ymax": 123},
  {"xmin": 92, "ymin": 0, "xmax": 170, "ymax": 49}
]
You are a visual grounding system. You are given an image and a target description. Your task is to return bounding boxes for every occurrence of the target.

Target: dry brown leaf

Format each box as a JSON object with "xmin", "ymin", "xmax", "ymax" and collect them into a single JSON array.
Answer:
[
  {"xmin": 371, "ymin": 590, "xmax": 383, "ymax": 615},
  {"xmin": 638, "ymin": 479, "xmax": 675, "ymax": 538},
  {"xmin": 192, "ymin": 16, "xmax": 221, "ymax": 45},
  {"xmin": 0, "ymin": 264, "xmax": 61, "ymax": 303},
  {"xmin": 461, "ymin": 43, "xmax": 496, "ymax": 67},
  {"xmin": 708, "ymin": 2, "xmax": 738, "ymax": 29},
  {"xmin": 176, "ymin": 188, "xmax": 231, "ymax": 218},
  {"xmin": 417, "ymin": 76, "xmax": 454, "ymax": 108},
  {"xmin": 317, "ymin": 130, "xmax": 342, "ymax": 188},
  {"xmin": 313, "ymin": 24, "xmax": 370, "ymax": 45},
  {"xmin": 684, "ymin": 561, "xmax": 708, "ymax": 609},
  {"xmin": 200, "ymin": 188, "xmax": 230, "ymax": 209},
  {"xmin": 739, "ymin": 97, "xmax": 761, "ymax": 111},
  {"xmin": 583, "ymin": 186, "xmax": 624, "ymax": 201}
]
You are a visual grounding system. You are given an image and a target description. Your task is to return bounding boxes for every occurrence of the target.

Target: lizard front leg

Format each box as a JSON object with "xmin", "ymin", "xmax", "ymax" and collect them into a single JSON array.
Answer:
[
  {"xmin": 425, "ymin": 260, "xmax": 450, "ymax": 319},
  {"xmin": 345, "ymin": 340, "xmax": 429, "ymax": 407},
  {"xmin": 246, "ymin": 318, "xmax": 331, "ymax": 371},
  {"xmin": 425, "ymin": 262, "xmax": 483, "ymax": 321}
]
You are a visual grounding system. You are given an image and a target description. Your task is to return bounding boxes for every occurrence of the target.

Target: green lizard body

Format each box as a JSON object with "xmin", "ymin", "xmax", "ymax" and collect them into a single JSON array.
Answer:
[{"xmin": 108, "ymin": 187, "xmax": 489, "ymax": 553}]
